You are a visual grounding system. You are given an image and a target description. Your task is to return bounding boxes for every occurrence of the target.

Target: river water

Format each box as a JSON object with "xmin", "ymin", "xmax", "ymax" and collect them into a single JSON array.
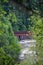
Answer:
[{"xmin": 19, "ymin": 39, "xmax": 37, "ymax": 62}]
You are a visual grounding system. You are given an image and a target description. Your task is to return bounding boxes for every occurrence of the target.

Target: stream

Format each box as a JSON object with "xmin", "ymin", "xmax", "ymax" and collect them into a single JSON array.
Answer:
[{"xmin": 19, "ymin": 39, "xmax": 36, "ymax": 61}]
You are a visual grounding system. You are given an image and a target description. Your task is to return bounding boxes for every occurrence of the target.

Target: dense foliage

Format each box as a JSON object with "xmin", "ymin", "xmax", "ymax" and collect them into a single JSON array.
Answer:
[
  {"xmin": 1, "ymin": 0, "xmax": 31, "ymax": 32},
  {"xmin": 30, "ymin": 15, "xmax": 43, "ymax": 65},
  {"xmin": 30, "ymin": 0, "xmax": 43, "ymax": 65},
  {"xmin": 0, "ymin": 0, "xmax": 20, "ymax": 65},
  {"xmin": 0, "ymin": 0, "xmax": 43, "ymax": 65}
]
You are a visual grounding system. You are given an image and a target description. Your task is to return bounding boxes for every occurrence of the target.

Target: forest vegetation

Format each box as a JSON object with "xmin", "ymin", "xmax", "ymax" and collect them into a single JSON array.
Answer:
[{"xmin": 0, "ymin": 0, "xmax": 43, "ymax": 65}]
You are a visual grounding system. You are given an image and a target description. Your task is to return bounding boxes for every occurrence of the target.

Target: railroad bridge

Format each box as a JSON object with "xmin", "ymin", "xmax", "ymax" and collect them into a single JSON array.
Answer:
[{"xmin": 14, "ymin": 31, "xmax": 32, "ymax": 40}]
